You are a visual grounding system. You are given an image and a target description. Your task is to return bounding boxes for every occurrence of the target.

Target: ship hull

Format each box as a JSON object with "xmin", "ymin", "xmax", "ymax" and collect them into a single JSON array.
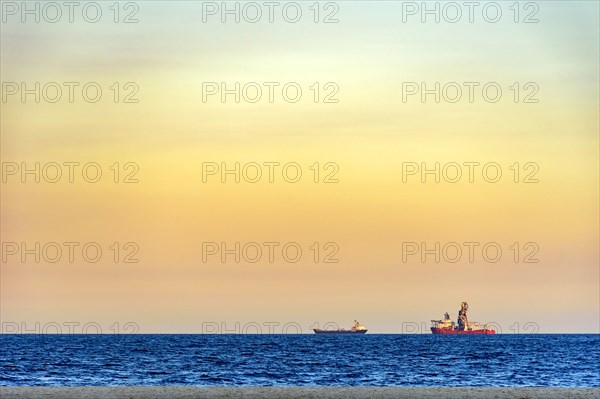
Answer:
[
  {"xmin": 431, "ymin": 327, "xmax": 495, "ymax": 335},
  {"xmin": 313, "ymin": 329, "xmax": 367, "ymax": 334}
]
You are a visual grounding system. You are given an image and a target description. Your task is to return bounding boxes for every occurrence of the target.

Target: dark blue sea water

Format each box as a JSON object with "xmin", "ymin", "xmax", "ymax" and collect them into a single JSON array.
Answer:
[{"xmin": 0, "ymin": 334, "xmax": 598, "ymax": 387}]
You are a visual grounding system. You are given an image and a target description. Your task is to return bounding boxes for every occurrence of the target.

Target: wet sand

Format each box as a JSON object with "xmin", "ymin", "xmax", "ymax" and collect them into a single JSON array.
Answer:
[{"xmin": 1, "ymin": 386, "xmax": 598, "ymax": 399}]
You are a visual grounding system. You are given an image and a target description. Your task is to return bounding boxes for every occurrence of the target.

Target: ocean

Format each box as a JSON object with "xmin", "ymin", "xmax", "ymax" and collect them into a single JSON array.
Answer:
[{"xmin": 1, "ymin": 334, "xmax": 598, "ymax": 387}]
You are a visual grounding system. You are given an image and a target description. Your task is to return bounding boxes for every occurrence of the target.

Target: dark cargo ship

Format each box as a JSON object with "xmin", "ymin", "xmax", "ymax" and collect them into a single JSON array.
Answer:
[
  {"xmin": 313, "ymin": 321, "xmax": 367, "ymax": 334},
  {"xmin": 431, "ymin": 302, "xmax": 496, "ymax": 334}
]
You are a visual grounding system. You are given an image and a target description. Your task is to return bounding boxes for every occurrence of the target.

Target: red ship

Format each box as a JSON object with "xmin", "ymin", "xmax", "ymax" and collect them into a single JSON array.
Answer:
[{"xmin": 430, "ymin": 302, "xmax": 496, "ymax": 335}]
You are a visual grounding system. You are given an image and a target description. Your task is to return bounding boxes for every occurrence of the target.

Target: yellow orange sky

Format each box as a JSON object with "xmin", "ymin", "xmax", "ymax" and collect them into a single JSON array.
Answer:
[{"xmin": 1, "ymin": 1, "xmax": 598, "ymax": 333}]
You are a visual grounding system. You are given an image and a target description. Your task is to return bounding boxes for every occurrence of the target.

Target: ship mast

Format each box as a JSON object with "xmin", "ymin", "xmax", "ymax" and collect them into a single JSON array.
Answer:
[{"xmin": 457, "ymin": 301, "xmax": 469, "ymax": 330}]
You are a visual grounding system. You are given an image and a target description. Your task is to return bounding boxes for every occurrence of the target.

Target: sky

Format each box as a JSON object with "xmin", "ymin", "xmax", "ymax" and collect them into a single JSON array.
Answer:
[{"xmin": 1, "ymin": 1, "xmax": 599, "ymax": 334}]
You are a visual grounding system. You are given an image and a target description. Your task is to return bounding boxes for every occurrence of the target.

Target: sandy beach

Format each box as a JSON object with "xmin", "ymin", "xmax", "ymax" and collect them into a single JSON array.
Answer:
[{"xmin": 1, "ymin": 386, "xmax": 598, "ymax": 399}]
